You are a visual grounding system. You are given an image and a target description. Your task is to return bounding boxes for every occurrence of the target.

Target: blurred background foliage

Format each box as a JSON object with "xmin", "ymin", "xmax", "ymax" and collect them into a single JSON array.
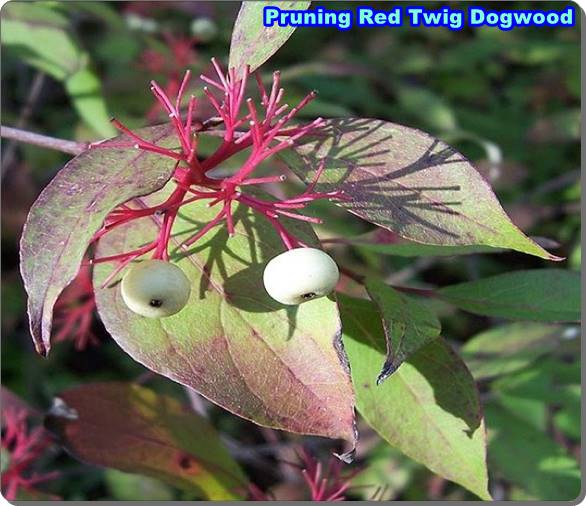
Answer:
[{"xmin": 1, "ymin": 1, "xmax": 580, "ymax": 500}]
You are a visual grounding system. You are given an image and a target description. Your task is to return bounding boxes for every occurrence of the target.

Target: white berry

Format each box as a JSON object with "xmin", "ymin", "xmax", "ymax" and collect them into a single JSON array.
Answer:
[
  {"xmin": 263, "ymin": 248, "xmax": 339, "ymax": 305},
  {"xmin": 121, "ymin": 260, "xmax": 191, "ymax": 318}
]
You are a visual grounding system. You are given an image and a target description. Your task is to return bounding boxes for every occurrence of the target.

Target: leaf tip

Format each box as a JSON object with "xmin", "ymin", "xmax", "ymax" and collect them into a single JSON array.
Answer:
[{"xmin": 31, "ymin": 326, "xmax": 50, "ymax": 357}]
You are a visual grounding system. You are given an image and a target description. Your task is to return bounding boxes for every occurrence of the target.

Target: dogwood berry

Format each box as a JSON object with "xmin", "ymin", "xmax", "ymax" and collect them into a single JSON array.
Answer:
[
  {"xmin": 263, "ymin": 248, "xmax": 339, "ymax": 305},
  {"xmin": 121, "ymin": 260, "xmax": 191, "ymax": 318}
]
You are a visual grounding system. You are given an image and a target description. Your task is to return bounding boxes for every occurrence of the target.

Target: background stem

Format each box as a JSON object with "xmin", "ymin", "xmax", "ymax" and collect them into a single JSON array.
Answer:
[
  {"xmin": 2, "ymin": 72, "xmax": 46, "ymax": 179},
  {"xmin": 0, "ymin": 125, "xmax": 88, "ymax": 156}
]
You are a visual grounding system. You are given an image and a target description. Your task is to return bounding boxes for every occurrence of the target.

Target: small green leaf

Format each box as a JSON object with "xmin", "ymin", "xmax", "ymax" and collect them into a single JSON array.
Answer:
[
  {"xmin": 396, "ymin": 86, "xmax": 458, "ymax": 131},
  {"xmin": 1, "ymin": 3, "xmax": 83, "ymax": 80},
  {"xmin": 491, "ymin": 359, "xmax": 580, "ymax": 407},
  {"xmin": 105, "ymin": 470, "xmax": 175, "ymax": 501},
  {"xmin": 1, "ymin": 3, "xmax": 115, "ymax": 137},
  {"xmin": 45, "ymin": 382, "xmax": 247, "ymax": 500},
  {"xmin": 461, "ymin": 322, "xmax": 578, "ymax": 380},
  {"xmin": 438, "ymin": 270, "xmax": 580, "ymax": 322},
  {"xmin": 65, "ymin": 69, "xmax": 116, "ymax": 138},
  {"xmin": 485, "ymin": 404, "xmax": 581, "ymax": 500},
  {"xmin": 281, "ymin": 118, "xmax": 559, "ymax": 260},
  {"xmin": 553, "ymin": 388, "xmax": 580, "ymax": 440},
  {"xmin": 364, "ymin": 278, "xmax": 440, "ymax": 382},
  {"xmin": 350, "ymin": 444, "xmax": 417, "ymax": 500},
  {"xmin": 93, "ymin": 188, "xmax": 356, "ymax": 448},
  {"xmin": 229, "ymin": 1, "xmax": 311, "ymax": 77},
  {"xmin": 339, "ymin": 295, "xmax": 490, "ymax": 500},
  {"xmin": 20, "ymin": 125, "xmax": 177, "ymax": 356}
]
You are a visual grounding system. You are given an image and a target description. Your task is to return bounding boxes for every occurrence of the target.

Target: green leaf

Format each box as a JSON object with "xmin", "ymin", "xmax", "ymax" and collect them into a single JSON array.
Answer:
[
  {"xmin": 364, "ymin": 278, "xmax": 440, "ymax": 382},
  {"xmin": 105, "ymin": 470, "xmax": 175, "ymax": 501},
  {"xmin": 1, "ymin": 3, "xmax": 115, "ymax": 137},
  {"xmin": 350, "ymin": 444, "xmax": 418, "ymax": 500},
  {"xmin": 339, "ymin": 295, "xmax": 490, "ymax": 500},
  {"xmin": 396, "ymin": 86, "xmax": 458, "ymax": 132},
  {"xmin": 553, "ymin": 388, "xmax": 580, "ymax": 440},
  {"xmin": 485, "ymin": 404, "xmax": 581, "ymax": 500},
  {"xmin": 343, "ymin": 229, "xmax": 501, "ymax": 257},
  {"xmin": 45, "ymin": 382, "xmax": 247, "ymax": 500},
  {"xmin": 491, "ymin": 359, "xmax": 580, "ymax": 407},
  {"xmin": 488, "ymin": 358, "xmax": 580, "ymax": 437},
  {"xmin": 20, "ymin": 125, "xmax": 177, "ymax": 356},
  {"xmin": 93, "ymin": 189, "xmax": 356, "ymax": 448},
  {"xmin": 65, "ymin": 68, "xmax": 116, "ymax": 138},
  {"xmin": 438, "ymin": 270, "xmax": 580, "ymax": 322},
  {"xmin": 229, "ymin": 1, "xmax": 311, "ymax": 77},
  {"xmin": 461, "ymin": 322, "xmax": 578, "ymax": 380},
  {"xmin": 281, "ymin": 118, "xmax": 559, "ymax": 260},
  {"xmin": 1, "ymin": 3, "xmax": 83, "ymax": 80}
]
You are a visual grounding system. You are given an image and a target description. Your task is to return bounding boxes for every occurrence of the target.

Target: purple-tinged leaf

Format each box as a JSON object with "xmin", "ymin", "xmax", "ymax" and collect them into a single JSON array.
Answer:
[
  {"xmin": 45, "ymin": 382, "xmax": 248, "ymax": 500},
  {"xmin": 339, "ymin": 295, "xmax": 490, "ymax": 500},
  {"xmin": 20, "ymin": 125, "xmax": 177, "ymax": 356},
  {"xmin": 93, "ymin": 187, "xmax": 356, "ymax": 450},
  {"xmin": 364, "ymin": 278, "xmax": 440, "ymax": 383},
  {"xmin": 438, "ymin": 269, "xmax": 580, "ymax": 322},
  {"xmin": 229, "ymin": 1, "xmax": 311, "ymax": 77},
  {"xmin": 280, "ymin": 118, "xmax": 560, "ymax": 261}
]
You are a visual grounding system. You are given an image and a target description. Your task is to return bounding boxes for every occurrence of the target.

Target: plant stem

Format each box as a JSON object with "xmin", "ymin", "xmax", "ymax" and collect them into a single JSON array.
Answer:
[
  {"xmin": 0, "ymin": 125, "xmax": 88, "ymax": 155},
  {"xmin": 2, "ymin": 72, "xmax": 47, "ymax": 179},
  {"xmin": 339, "ymin": 265, "xmax": 437, "ymax": 297}
]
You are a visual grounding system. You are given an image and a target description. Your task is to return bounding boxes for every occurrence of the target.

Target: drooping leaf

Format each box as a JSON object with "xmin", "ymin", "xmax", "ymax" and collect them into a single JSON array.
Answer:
[
  {"xmin": 280, "ymin": 118, "xmax": 559, "ymax": 260},
  {"xmin": 229, "ymin": 1, "xmax": 311, "ymax": 77},
  {"xmin": 93, "ymin": 188, "xmax": 356, "ymax": 449},
  {"xmin": 438, "ymin": 269, "xmax": 580, "ymax": 322},
  {"xmin": 20, "ymin": 125, "xmax": 177, "ymax": 356},
  {"xmin": 364, "ymin": 278, "xmax": 440, "ymax": 382},
  {"xmin": 461, "ymin": 322, "xmax": 579, "ymax": 380},
  {"xmin": 44, "ymin": 382, "xmax": 247, "ymax": 500},
  {"xmin": 484, "ymin": 404, "xmax": 581, "ymax": 500},
  {"xmin": 1, "ymin": 2, "xmax": 115, "ymax": 137},
  {"xmin": 338, "ymin": 295, "xmax": 490, "ymax": 500}
]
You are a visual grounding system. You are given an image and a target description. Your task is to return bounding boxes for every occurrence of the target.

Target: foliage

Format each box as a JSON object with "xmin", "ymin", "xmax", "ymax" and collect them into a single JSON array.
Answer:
[{"xmin": 1, "ymin": 0, "xmax": 580, "ymax": 501}]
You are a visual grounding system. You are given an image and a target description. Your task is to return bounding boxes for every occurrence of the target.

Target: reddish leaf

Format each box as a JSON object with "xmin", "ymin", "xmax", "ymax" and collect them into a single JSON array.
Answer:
[
  {"xmin": 45, "ymin": 382, "xmax": 248, "ymax": 500},
  {"xmin": 19, "ymin": 125, "xmax": 176, "ymax": 356},
  {"xmin": 93, "ymin": 190, "xmax": 356, "ymax": 450},
  {"xmin": 280, "ymin": 118, "xmax": 559, "ymax": 260}
]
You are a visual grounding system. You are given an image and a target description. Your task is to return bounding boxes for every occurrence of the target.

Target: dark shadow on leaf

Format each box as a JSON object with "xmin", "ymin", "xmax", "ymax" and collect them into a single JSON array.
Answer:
[
  {"xmin": 342, "ymin": 300, "xmax": 481, "ymax": 434},
  {"xmin": 168, "ymin": 204, "xmax": 300, "ymax": 338},
  {"xmin": 286, "ymin": 118, "xmax": 483, "ymax": 243}
]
